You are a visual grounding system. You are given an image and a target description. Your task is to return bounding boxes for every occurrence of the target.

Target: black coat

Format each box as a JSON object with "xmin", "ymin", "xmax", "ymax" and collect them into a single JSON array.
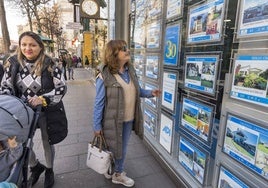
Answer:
[{"xmin": 8, "ymin": 55, "xmax": 68, "ymax": 145}]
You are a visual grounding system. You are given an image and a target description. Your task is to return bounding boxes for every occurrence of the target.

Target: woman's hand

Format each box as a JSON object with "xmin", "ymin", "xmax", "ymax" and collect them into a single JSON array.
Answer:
[
  {"xmin": 28, "ymin": 96, "xmax": 43, "ymax": 107},
  {"xmin": 94, "ymin": 130, "xmax": 102, "ymax": 136},
  {"xmin": 152, "ymin": 89, "xmax": 161, "ymax": 97}
]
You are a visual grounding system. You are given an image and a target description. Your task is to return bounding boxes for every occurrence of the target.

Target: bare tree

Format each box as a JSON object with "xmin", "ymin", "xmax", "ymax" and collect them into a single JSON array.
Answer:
[
  {"xmin": 38, "ymin": 4, "xmax": 60, "ymax": 39},
  {"xmin": 0, "ymin": 0, "xmax": 11, "ymax": 53},
  {"xmin": 10, "ymin": 0, "xmax": 51, "ymax": 31}
]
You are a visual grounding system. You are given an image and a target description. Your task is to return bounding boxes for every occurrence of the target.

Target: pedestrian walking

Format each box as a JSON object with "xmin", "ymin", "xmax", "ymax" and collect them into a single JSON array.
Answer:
[
  {"xmin": 59, "ymin": 54, "xmax": 67, "ymax": 80},
  {"xmin": 93, "ymin": 39, "xmax": 161, "ymax": 187},
  {"xmin": 0, "ymin": 31, "xmax": 68, "ymax": 188},
  {"xmin": 77, "ymin": 57, "xmax": 82, "ymax": 68},
  {"xmin": 72, "ymin": 55, "xmax": 78, "ymax": 68},
  {"xmin": 66, "ymin": 54, "xmax": 74, "ymax": 80},
  {"xmin": 84, "ymin": 55, "xmax": 89, "ymax": 69}
]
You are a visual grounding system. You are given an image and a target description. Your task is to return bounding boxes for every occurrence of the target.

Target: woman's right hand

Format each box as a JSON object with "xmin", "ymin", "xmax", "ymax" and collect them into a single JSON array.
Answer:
[
  {"xmin": 94, "ymin": 130, "xmax": 102, "ymax": 136},
  {"xmin": 28, "ymin": 96, "xmax": 43, "ymax": 107}
]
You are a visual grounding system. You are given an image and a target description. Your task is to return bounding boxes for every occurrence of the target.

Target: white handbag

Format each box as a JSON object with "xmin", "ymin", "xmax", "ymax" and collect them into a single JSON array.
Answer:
[{"xmin": 86, "ymin": 135, "xmax": 111, "ymax": 174}]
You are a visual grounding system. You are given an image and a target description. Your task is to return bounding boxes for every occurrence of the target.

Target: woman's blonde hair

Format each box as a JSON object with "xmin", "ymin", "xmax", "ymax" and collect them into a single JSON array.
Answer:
[
  {"xmin": 104, "ymin": 40, "xmax": 128, "ymax": 74},
  {"xmin": 16, "ymin": 31, "xmax": 47, "ymax": 76}
]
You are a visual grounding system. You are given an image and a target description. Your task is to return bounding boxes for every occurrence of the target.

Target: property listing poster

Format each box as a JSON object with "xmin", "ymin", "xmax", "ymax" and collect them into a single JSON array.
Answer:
[
  {"xmin": 161, "ymin": 72, "xmax": 177, "ymax": 112},
  {"xmin": 178, "ymin": 137, "xmax": 207, "ymax": 184},
  {"xmin": 148, "ymin": 0, "xmax": 162, "ymax": 18},
  {"xmin": 230, "ymin": 55, "xmax": 268, "ymax": 108},
  {"xmin": 187, "ymin": 0, "xmax": 225, "ymax": 44},
  {"xmin": 218, "ymin": 166, "xmax": 249, "ymax": 188},
  {"xmin": 138, "ymin": 78, "xmax": 143, "ymax": 90},
  {"xmin": 164, "ymin": 24, "xmax": 181, "ymax": 66},
  {"xmin": 144, "ymin": 108, "xmax": 157, "ymax": 137},
  {"xmin": 133, "ymin": 26, "xmax": 146, "ymax": 49},
  {"xmin": 237, "ymin": 0, "xmax": 268, "ymax": 38},
  {"xmin": 181, "ymin": 97, "xmax": 213, "ymax": 142},
  {"xmin": 159, "ymin": 113, "xmax": 173, "ymax": 153},
  {"xmin": 166, "ymin": 0, "xmax": 182, "ymax": 19},
  {"xmin": 185, "ymin": 55, "xmax": 219, "ymax": 95},
  {"xmin": 145, "ymin": 55, "xmax": 159, "ymax": 80},
  {"xmin": 145, "ymin": 83, "xmax": 158, "ymax": 109},
  {"xmin": 223, "ymin": 114, "xmax": 268, "ymax": 180},
  {"xmin": 133, "ymin": 54, "xmax": 144, "ymax": 76},
  {"xmin": 146, "ymin": 20, "xmax": 161, "ymax": 49}
]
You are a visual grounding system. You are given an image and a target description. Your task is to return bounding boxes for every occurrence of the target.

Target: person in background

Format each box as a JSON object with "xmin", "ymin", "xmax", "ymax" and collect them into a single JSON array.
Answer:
[
  {"xmin": 72, "ymin": 55, "xmax": 78, "ymax": 68},
  {"xmin": 2, "ymin": 45, "xmax": 18, "ymax": 65},
  {"xmin": 59, "ymin": 54, "xmax": 67, "ymax": 80},
  {"xmin": 0, "ymin": 31, "xmax": 67, "ymax": 188},
  {"xmin": 1, "ymin": 45, "xmax": 18, "ymax": 82},
  {"xmin": 66, "ymin": 54, "xmax": 74, "ymax": 80},
  {"xmin": 57, "ymin": 55, "xmax": 63, "ymax": 71},
  {"xmin": 93, "ymin": 40, "xmax": 161, "ymax": 187},
  {"xmin": 77, "ymin": 57, "xmax": 82, "ymax": 68},
  {"xmin": 84, "ymin": 55, "xmax": 89, "ymax": 69}
]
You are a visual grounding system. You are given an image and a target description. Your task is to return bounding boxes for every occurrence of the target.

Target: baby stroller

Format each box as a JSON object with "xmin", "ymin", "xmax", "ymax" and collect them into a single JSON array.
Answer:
[{"xmin": 0, "ymin": 94, "xmax": 42, "ymax": 188}]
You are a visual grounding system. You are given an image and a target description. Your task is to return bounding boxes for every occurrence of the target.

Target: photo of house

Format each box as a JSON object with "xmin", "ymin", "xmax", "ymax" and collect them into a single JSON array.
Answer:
[{"xmin": 234, "ymin": 64, "xmax": 267, "ymax": 90}]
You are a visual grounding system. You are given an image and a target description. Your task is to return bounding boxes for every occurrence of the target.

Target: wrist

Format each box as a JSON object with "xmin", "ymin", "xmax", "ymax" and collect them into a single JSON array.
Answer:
[
  {"xmin": 151, "ymin": 90, "xmax": 154, "ymax": 97},
  {"xmin": 38, "ymin": 96, "xmax": 47, "ymax": 107}
]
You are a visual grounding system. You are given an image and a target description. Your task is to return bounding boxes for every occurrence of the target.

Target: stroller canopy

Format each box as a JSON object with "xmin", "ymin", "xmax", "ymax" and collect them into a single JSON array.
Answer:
[{"xmin": 0, "ymin": 95, "xmax": 34, "ymax": 143}]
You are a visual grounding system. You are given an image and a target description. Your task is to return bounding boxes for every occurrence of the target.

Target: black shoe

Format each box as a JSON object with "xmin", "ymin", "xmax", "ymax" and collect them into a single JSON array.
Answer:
[
  {"xmin": 44, "ymin": 168, "xmax": 55, "ymax": 188},
  {"xmin": 30, "ymin": 162, "xmax": 46, "ymax": 186},
  {"xmin": 72, "ymin": 77, "xmax": 74, "ymax": 80}
]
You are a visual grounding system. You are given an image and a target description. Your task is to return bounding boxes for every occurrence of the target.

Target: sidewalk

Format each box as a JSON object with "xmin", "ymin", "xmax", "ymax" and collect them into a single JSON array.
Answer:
[{"xmin": 33, "ymin": 68, "xmax": 178, "ymax": 188}]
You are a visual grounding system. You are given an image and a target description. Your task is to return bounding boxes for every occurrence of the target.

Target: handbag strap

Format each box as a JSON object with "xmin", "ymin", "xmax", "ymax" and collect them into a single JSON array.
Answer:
[
  {"xmin": 91, "ymin": 134, "xmax": 109, "ymax": 152},
  {"xmin": 100, "ymin": 134, "xmax": 108, "ymax": 149}
]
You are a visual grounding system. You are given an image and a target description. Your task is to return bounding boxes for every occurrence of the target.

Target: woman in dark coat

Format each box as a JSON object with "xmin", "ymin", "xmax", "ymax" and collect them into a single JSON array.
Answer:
[{"xmin": 0, "ymin": 31, "xmax": 67, "ymax": 188}]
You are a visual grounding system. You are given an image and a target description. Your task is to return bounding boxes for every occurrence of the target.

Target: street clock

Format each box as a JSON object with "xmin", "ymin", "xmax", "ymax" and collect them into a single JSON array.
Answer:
[{"xmin": 80, "ymin": 0, "xmax": 100, "ymax": 18}]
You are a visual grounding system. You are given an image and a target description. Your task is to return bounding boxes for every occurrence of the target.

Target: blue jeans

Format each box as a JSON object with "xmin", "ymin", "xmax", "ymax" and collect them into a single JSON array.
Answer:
[{"xmin": 114, "ymin": 121, "xmax": 133, "ymax": 173}]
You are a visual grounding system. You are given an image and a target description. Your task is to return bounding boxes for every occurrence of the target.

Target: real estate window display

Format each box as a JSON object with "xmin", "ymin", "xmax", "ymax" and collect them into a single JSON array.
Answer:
[{"xmin": 129, "ymin": 0, "xmax": 268, "ymax": 187}]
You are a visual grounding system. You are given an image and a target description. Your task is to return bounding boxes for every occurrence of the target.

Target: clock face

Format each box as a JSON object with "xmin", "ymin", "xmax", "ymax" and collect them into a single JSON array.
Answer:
[{"xmin": 82, "ymin": 0, "xmax": 98, "ymax": 16}]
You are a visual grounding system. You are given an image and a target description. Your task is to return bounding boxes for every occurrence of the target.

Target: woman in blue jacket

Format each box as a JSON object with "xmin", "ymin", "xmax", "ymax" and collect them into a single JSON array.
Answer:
[{"xmin": 93, "ymin": 40, "xmax": 161, "ymax": 187}]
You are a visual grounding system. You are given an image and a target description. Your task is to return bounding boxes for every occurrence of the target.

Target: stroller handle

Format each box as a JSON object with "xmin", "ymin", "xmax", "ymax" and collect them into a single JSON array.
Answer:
[{"xmin": 29, "ymin": 104, "xmax": 42, "ymax": 140}]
